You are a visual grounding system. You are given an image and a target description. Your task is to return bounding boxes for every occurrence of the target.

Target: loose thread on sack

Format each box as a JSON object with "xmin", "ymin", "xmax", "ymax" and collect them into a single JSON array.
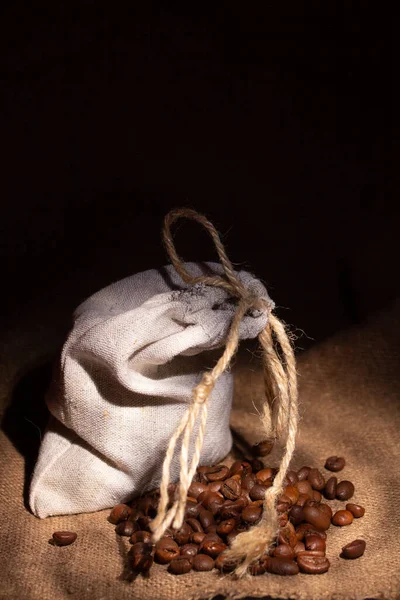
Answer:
[{"xmin": 150, "ymin": 208, "xmax": 298, "ymax": 576}]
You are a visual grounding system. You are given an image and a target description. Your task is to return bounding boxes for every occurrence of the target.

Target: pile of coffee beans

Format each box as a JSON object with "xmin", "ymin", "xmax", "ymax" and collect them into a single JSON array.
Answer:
[{"xmin": 108, "ymin": 454, "xmax": 366, "ymax": 577}]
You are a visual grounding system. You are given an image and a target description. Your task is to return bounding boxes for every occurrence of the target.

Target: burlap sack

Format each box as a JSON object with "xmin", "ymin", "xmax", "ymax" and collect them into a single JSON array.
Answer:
[
  {"xmin": 30, "ymin": 262, "xmax": 270, "ymax": 518},
  {"xmin": 1, "ymin": 299, "xmax": 400, "ymax": 600}
]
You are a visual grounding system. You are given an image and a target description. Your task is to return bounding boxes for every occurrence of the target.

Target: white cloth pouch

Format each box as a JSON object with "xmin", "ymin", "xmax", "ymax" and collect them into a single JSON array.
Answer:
[{"xmin": 30, "ymin": 262, "xmax": 272, "ymax": 517}]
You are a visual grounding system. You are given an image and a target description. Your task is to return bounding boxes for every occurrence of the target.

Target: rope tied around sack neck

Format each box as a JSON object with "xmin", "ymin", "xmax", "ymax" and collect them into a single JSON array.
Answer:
[{"xmin": 150, "ymin": 208, "xmax": 299, "ymax": 576}]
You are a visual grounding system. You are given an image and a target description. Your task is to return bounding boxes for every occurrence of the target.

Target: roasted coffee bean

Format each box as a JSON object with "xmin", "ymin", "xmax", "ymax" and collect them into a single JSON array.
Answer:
[
  {"xmin": 249, "ymin": 483, "xmax": 268, "ymax": 501},
  {"xmin": 286, "ymin": 470, "xmax": 299, "ymax": 485},
  {"xmin": 188, "ymin": 482, "xmax": 208, "ymax": 499},
  {"xmin": 318, "ymin": 503, "xmax": 333, "ymax": 519},
  {"xmin": 278, "ymin": 522, "xmax": 297, "ymax": 547},
  {"xmin": 332, "ymin": 509, "xmax": 354, "ymax": 526},
  {"xmin": 129, "ymin": 551, "xmax": 154, "ymax": 572},
  {"xmin": 52, "ymin": 531, "xmax": 77, "ymax": 546},
  {"xmin": 191, "ymin": 532, "xmax": 206, "ymax": 545},
  {"xmin": 174, "ymin": 522, "xmax": 193, "ymax": 545},
  {"xmin": 208, "ymin": 481, "xmax": 223, "ymax": 493},
  {"xmin": 289, "ymin": 505, "xmax": 305, "ymax": 527},
  {"xmin": 137, "ymin": 516, "xmax": 152, "ymax": 530},
  {"xmin": 303, "ymin": 505, "xmax": 331, "ymax": 531},
  {"xmin": 296, "ymin": 493, "xmax": 310, "ymax": 507},
  {"xmin": 180, "ymin": 543, "xmax": 199, "ymax": 558},
  {"xmin": 204, "ymin": 465, "xmax": 230, "ymax": 482},
  {"xmin": 279, "ymin": 513, "xmax": 289, "ymax": 528},
  {"xmin": 325, "ymin": 456, "xmax": 346, "ymax": 472},
  {"xmin": 248, "ymin": 560, "xmax": 266, "ymax": 576},
  {"xmin": 242, "ymin": 474, "xmax": 257, "ymax": 491},
  {"xmin": 263, "ymin": 556, "xmax": 299, "ymax": 576},
  {"xmin": 277, "ymin": 499, "xmax": 292, "ymax": 514},
  {"xmin": 295, "ymin": 523, "xmax": 327, "ymax": 541},
  {"xmin": 295, "ymin": 480, "xmax": 314, "ymax": 499},
  {"xmin": 252, "ymin": 439, "xmax": 274, "ymax": 456},
  {"xmin": 201, "ymin": 539, "xmax": 227, "ymax": 557},
  {"xmin": 324, "ymin": 476, "xmax": 338, "ymax": 499},
  {"xmin": 220, "ymin": 478, "xmax": 241, "ymax": 500},
  {"xmin": 219, "ymin": 500, "xmax": 243, "ymax": 520},
  {"xmin": 109, "ymin": 504, "xmax": 131, "ymax": 524},
  {"xmin": 168, "ymin": 556, "xmax": 192, "ymax": 574},
  {"xmin": 205, "ymin": 524, "xmax": 218, "ymax": 533},
  {"xmin": 297, "ymin": 550, "xmax": 326, "ymax": 558},
  {"xmin": 198, "ymin": 491, "xmax": 224, "ymax": 512},
  {"xmin": 137, "ymin": 496, "xmax": 157, "ymax": 517},
  {"xmin": 198, "ymin": 509, "xmax": 214, "ymax": 530},
  {"xmin": 226, "ymin": 529, "xmax": 240, "ymax": 545},
  {"xmin": 272, "ymin": 544, "xmax": 295, "ymax": 560},
  {"xmin": 130, "ymin": 530, "xmax": 152, "ymax": 544},
  {"xmin": 250, "ymin": 458, "xmax": 264, "ymax": 472},
  {"xmin": 297, "ymin": 466, "xmax": 311, "ymax": 481},
  {"xmin": 229, "ymin": 460, "xmax": 252, "ymax": 478},
  {"xmin": 341, "ymin": 539, "xmax": 366, "ymax": 559},
  {"xmin": 297, "ymin": 554, "xmax": 330, "ymax": 574},
  {"xmin": 284, "ymin": 485, "xmax": 300, "ymax": 505},
  {"xmin": 192, "ymin": 554, "xmax": 215, "ymax": 571},
  {"xmin": 293, "ymin": 541, "xmax": 305, "ymax": 555},
  {"xmin": 307, "ymin": 468, "xmax": 325, "ymax": 491},
  {"xmin": 304, "ymin": 534, "xmax": 326, "ymax": 553},
  {"xmin": 115, "ymin": 520, "xmax": 138, "ymax": 537},
  {"xmin": 336, "ymin": 480, "xmax": 355, "ymax": 501},
  {"xmin": 154, "ymin": 538, "xmax": 180, "ymax": 564},
  {"xmin": 346, "ymin": 503, "xmax": 365, "ymax": 518},
  {"xmin": 186, "ymin": 518, "xmax": 203, "ymax": 533},
  {"xmin": 241, "ymin": 505, "xmax": 262, "ymax": 524},
  {"xmin": 185, "ymin": 500, "xmax": 201, "ymax": 519},
  {"xmin": 215, "ymin": 554, "xmax": 238, "ymax": 572},
  {"xmin": 256, "ymin": 468, "xmax": 275, "ymax": 483},
  {"xmin": 217, "ymin": 518, "xmax": 236, "ymax": 535}
]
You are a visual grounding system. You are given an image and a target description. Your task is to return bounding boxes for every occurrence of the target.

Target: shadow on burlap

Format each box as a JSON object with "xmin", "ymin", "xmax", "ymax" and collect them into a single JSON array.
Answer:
[{"xmin": 1, "ymin": 300, "xmax": 399, "ymax": 600}]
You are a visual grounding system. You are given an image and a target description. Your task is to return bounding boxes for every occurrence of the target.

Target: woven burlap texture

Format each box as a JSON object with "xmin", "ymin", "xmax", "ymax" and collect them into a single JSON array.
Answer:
[{"xmin": 1, "ymin": 300, "xmax": 399, "ymax": 600}]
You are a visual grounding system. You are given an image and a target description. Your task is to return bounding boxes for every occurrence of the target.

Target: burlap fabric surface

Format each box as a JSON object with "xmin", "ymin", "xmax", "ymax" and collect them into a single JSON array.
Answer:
[{"xmin": 1, "ymin": 300, "xmax": 399, "ymax": 600}]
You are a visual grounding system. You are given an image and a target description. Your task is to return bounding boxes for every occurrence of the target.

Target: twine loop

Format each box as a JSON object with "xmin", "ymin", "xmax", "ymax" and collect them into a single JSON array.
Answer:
[{"xmin": 150, "ymin": 208, "xmax": 299, "ymax": 577}]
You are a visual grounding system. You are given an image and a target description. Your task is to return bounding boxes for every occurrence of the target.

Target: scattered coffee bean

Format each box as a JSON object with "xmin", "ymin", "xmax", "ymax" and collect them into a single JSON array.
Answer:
[
  {"xmin": 295, "ymin": 480, "xmax": 314, "ymax": 499},
  {"xmin": 191, "ymin": 532, "xmax": 206, "ymax": 545},
  {"xmin": 307, "ymin": 468, "xmax": 325, "ymax": 491},
  {"xmin": 249, "ymin": 483, "xmax": 268, "ymax": 501},
  {"xmin": 304, "ymin": 534, "xmax": 326, "ymax": 553},
  {"xmin": 297, "ymin": 466, "xmax": 311, "ymax": 481},
  {"xmin": 289, "ymin": 505, "xmax": 305, "ymax": 527},
  {"xmin": 332, "ymin": 510, "xmax": 354, "ymax": 526},
  {"xmin": 303, "ymin": 505, "xmax": 331, "ymax": 531},
  {"xmin": 115, "ymin": 520, "xmax": 138, "ymax": 537},
  {"xmin": 229, "ymin": 460, "xmax": 252, "ymax": 478},
  {"xmin": 341, "ymin": 539, "xmax": 366, "ymax": 559},
  {"xmin": 155, "ymin": 538, "xmax": 180, "ymax": 564},
  {"xmin": 215, "ymin": 554, "xmax": 238, "ymax": 572},
  {"xmin": 272, "ymin": 544, "xmax": 295, "ymax": 560},
  {"xmin": 284, "ymin": 485, "xmax": 300, "ymax": 505},
  {"xmin": 221, "ymin": 478, "xmax": 241, "ymax": 500},
  {"xmin": 52, "ymin": 531, "xmax": 77, "ymax": 546},
  {"xmin": 346, "ymin": 503, "xmax": 365, "ymax": 518},
  {"xmin": 325, "ymin": 456, "xmax": 346, "ymax": 472},
  {"xmin": 203, "ymin": 465, "xmax": 230, "ymax": 482},
  {"xmin": 297, "ymin": 554, "xmax": 330, "ymax": 574},
  {"xmin": 336, "ymin": 481, "xmax": 355, "ymax": 501},
  {"xmin": 217, "ymin": 518, "xmax": 236, "ymax": 535},
  {"xmin": 250, "ymin": 458, "xmax": 264, "ymax": 472},
  {"xmin": 324, "ymin": 476, "xmax": 338, "ymax": 499},
  {"xmin": 188, "ymin": 482, "xmax": 208, "ymax": 499},
  {"xmin": 193, "ymin": 554, "xmax": 215, "ymax": 571},
  {"xmin": 263, "ymin": 556, "xmax": 299, "ymax": 575},
  {"xmin": 256, "ymin": 468, "xmax": 275, "ymax": 483},
  {"xmin": 252, "ymin": 439, "xmax": 274, "ymax": 456},
  {"xmin": 168, "ymin": 556, "xmax": 193, "ymax": 574},
  {"xmin": 174, "ymin": 522, "xmax": 192, "ymax": 546},
  {"xmin": 130, "ymin": 530, "xmax": 152, "ymax": 544},
  {"xmin": 108, "ymin": 504, "xmax": 131, "ymax": 524},
  {"xmin": 180, "ymin": 543, "xmax": 199, "ymax": 558},
  {"xmin": 241, "ymin": 505, "xmax": 262, "ymax": 524}
]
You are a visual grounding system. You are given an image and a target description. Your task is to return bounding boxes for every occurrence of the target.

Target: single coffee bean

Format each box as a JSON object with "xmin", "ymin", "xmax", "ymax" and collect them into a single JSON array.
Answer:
[
  {"xmin": 198, "ymin": 491, "xmax": 224, "ymax": 514},
  {"xmin": 215, "ymin": 554, "xmax": 237, "ymax": 572},
  {"xmin": 278, "ymin": 522, "xmax": 297, "ymax": 547},
  {"xmin": 242, "ymin": 474, "xmax": 257, "ymax": 491},
  {"xmin": 180, "ymin": 543, "xmax": 199, "ymax": 558},
  {"xmin": 208, "ymin": 481, "xmax": 223, "ymax": 493},
  {"xmin": 272, "ymin": 544, "xmax": 295, "ymax": 560},
  {"xmin": 186, "ymin": 518, "xmax": 203, "ymax": 533},
  {"xmin": 293, "ymin": 541, "xmax": 305, "ymax": 555},
  {"xmin": 263, "ymin": 556, "xmax": 299, "ymax": 576},
  {"xmin": 229, "ymin": 460, "xmax": 252, "ymax": 478},
  {"xmin": 296, "ymin": 493, "xmax": 310, "ymax": 507},
  {"xmin": 297, "ymin": 466, "xmax": 311, "ymax": 481},
  {"xmin": 324, "ymin": 476, "xmax": 338, "ymax": 499},
  {"xmin": 198, "ymin": 509, "xmax": 214, "ymax": 530},
  {"xmin": 52, "ymin": 531, "xmax": 77, "ymax": 546},
  {"xmin": 191, "ymin": 532, "xmax": 206, "ymax": 545},
  {"xmin": 249, "ymin": 483, "xmax": 268, "ymax": 501},
  {"xmin": 297, "ymin": 554, "xmax": 330, "ymax": 574},
  {"xmin": 129, "ymin": 551, "xmax": 154, "ymax": 572},
  {"xmin": 204, "ymin": 465, "xmax": 230, "ymax": 482},
  {"xmin": 286, "ymin": 470, "xmax": 299, "ymax": 485},
  {"xmin": 137, "ymin": 516, "xmax": 152, "ymax": 530},
  {"xmin": 336, "ymin": 480, "xmax": 355, "ymax": 501},
  {"xmin": 332, "ymin": 509, "xmax": 354, "ymax": 526},
  {"xmin": 256, "ymin": 468, "xmax": 274, "ymax": 483},
  {"xmin": 218, "ymin": 500, "xmax": 243, "ymax": 520},
  {"xmin": 199, "ymin": 532, "xmax": 223, "ymax": 546},
  {"xmin": 221, "ymin": 478, "xmax": 241, "ymax": 500},
  {"xmin": 318, "ymin": 503, "xmax": 333, "ymax": 519},
  {"xmin": 295, "ymin": 523, "xmax": 327, "ymax": 541},
  {"xmin": 279, "ymin": 513, "xmax": 289, "ymax": 528},
  {"xmin": 304, "ymin": 534, "xmax": 326, "ymax": 553},
  {"xmin": 205, "ymin": 524, "xmax": 218, "ymax": 534},
  {"xmin": 295, "ymin": 480, "xmax": 314, "ymax": 499},
  {"xmin": 252, "ymin": 439, "xmax": 274, "ymax": 456},
  {"xmin": 188, "ymin": 482, "xmax": 208, "ymax": 499},
  {"xmin": 201, "ymin": 539, "xmax": 227, "ymax": 557},
  {"xmin": 289, "ymin": 505, "xmax": 305, "ymax": 527},
  {"xmin": 325, "ymin": 456, "xmax": 346, "ymax": 472},
  {"xmin": 346, "ymin": 503, "xmax": 365, "ymax": 518},
  {"xmin": 192, "ymin": 553, "xmax": 215, "ymax": 571},
  {"xmin": 297, "ymin": 550, "xmax": 326, "ymax": 558},
  {"xmin": 303, "ymin": 505, "xmax": 331, "ymax": 531},
  {"xmin": 248, "ymin": 560, "xmax": 267, "ymax": 576},
  {"xmin": 185, "ymin": 500, "xmax": 201, "ymax": 519},
  {"xmin": 341, "ymin": 539, "xmax": 366, "ymax": 559},
  {"xmin": 250, "ymin": 458, "xmax": 264, "ymax": 472},
  {"xmin": 168, "ymin": 556, "xmax": 193, "ymax": 574},
  {"xmin": 115, "ymin": 520, "xmax": 138, "ymax": 537},
  {"xmin": 241, "ymin": 505, "xmax": 262, "ymax": 524},
  {"xmin": 284, "ymin": 485, "xmax": 300, "ymax": 505},
  {"xmin": 226, "ymin": 529, "xmax": 240, "ymax": 545},
  {"xmin": 155, "ymin": 538, "xmax": 180, "ymax": 564},
  {"xmin": 137, "ymin": 496, "xmax": 157, "ymax": 517},
  {"xmin": 217, "ymin": 518, "xmax": 236, "ymax": 535},
  {"xmin": 130, "ymin": 530, "xmax": 152, "ymax": 544},
  {"xmin": 174, "ymin": 522, "xmax": 193, "ymax": 546},
  {"xmin": 109, "ymin": 504, "xmax": 131, "ymax": 524},
  {"xmin": 307, "ymin": 468, "xmax": 325, "ymax": 491}
]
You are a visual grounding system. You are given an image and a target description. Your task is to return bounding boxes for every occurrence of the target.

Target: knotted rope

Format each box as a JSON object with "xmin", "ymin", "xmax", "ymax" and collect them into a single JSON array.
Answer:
[{"xmin": 150, "ymin": 208, "xmax": 298, "ymax": 576}]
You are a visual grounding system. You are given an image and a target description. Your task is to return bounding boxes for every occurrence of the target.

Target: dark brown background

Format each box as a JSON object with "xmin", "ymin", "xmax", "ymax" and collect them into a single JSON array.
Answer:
[{"xmin": 2, "ymin": 4, "xmax": 394, "ymax": 346}]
